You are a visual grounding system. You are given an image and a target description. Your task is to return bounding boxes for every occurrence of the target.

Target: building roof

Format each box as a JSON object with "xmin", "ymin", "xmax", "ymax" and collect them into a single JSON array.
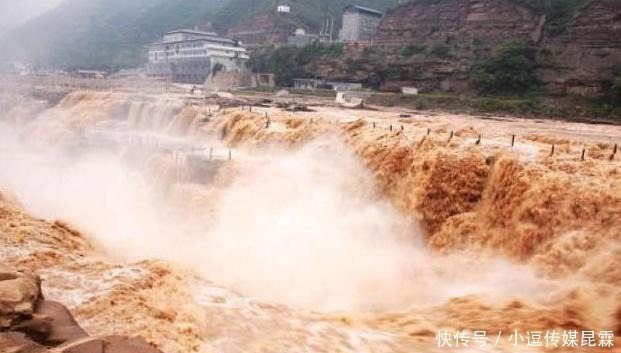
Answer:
[
  {"xmin": 150, "ymin": 32, "xmax": 238, "ymax": 47},
  {"xmin": 77, "ymin": 70, "xmax": 107, "ymax": 75},
  {"xmin": 149, "ymin": 38, "xmax": 238, "ymax": 48},
  {"xmin": 166, "ymin": 29, "xmax": 219, "ymax": 37},
  {"xmin": 343, "ymin": 5, "xmax": 383, "ymax": 17}
]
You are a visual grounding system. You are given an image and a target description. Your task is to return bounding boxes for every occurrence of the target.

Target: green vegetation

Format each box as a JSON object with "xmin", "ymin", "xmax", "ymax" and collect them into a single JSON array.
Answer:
[
  {"xmin": 0, "ymin": 0, "xmax": 399, "ymax": 69},
  {"xmin": 430, "ymin": 43, "xmax": 452, "ymax": 58},
  {"xmin": 362, "ymin": 47, "xmax": 381, "ymax": 59},
  {"xmin": 247, "ymin": 42, "xmax": 345, "ymax": 86},
  {"xmin": 369, "ymin": 93, "xmax": 621, "ymax": 121},
  {"xmin": 1, "ymin": 0, "xmax": 225, "ymax": 69},
  {"xmin": 213, "ymin": 0, "xmax": 399, "ymax": 31},
  {"xmin": 415, "ymin": 98, "xmax": 428, "ymax": 110},
  {"xmin": 399, "ymin": 44, "xmax": 427, "ymax": 57},
  {"xmin": 212, "ymin": 63, "xmax": 225, "ymax": 76},
  {"xmin": 470, "ymin": 40, "xmax": 539, "ymax": 96}
]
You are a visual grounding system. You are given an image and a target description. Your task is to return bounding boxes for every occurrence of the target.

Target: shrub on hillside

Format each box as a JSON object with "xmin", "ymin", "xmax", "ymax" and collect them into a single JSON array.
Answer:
[
  {"xmin": 470, "ymin": 39, "xmax": 539, "ymax": 96},
  {"xmin": 430, "ymin": 43, "xmax": 451, "ymax": 58},
  {"xmin": 399, "ymin": 44, "xmax": 427, "ymax": 57}
]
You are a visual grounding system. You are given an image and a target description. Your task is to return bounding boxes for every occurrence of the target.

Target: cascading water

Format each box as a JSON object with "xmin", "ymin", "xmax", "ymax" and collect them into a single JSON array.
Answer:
[{"xmin": 1, "ymin": 91, "xmax": 620, "ymax": 353}]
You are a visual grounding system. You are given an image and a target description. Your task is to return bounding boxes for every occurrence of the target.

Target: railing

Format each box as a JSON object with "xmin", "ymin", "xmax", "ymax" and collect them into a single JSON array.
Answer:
[{"xmin": 0, "ymin": 74, "xmax": 180, "ymax": 94}]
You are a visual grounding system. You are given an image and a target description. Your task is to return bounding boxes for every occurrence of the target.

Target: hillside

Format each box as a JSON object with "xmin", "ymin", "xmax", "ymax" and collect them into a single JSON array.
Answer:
[
  {"xmin": 217, "ymin": 0, "xmax": 398, "ymax": 31},
  {"xmin": 0, "ymin": 0, "xmax": 398, "ymax": 70},
  {"xmin": 248, "ymin": 0, "xmax": 620, "ymax": 111},
  {"xmin": 0, "ymin": 0, "xmax": 223, "ymax": 69}
]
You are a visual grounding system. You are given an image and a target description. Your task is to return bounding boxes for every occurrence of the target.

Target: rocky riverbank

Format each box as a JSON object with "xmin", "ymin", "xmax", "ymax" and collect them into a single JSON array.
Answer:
[{"xmin": 0, "ymin": 262, "xmax": 162, "ymax": 353}]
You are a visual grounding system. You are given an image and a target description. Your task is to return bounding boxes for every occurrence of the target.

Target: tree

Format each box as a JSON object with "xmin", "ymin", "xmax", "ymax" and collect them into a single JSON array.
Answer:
[{"xmin": 470, "ymin": 39, "xmax": 539, "ymax": 96}]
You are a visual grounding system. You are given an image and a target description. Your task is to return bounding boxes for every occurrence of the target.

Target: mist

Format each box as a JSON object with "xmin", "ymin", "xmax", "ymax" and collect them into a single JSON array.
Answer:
[
  {"xmin": 0, "ymin": 110, "xmax": 545, "ymax": 312},
  {"xmin": 0, "ymin": 0, "xmax": 63, "ymax": 35}
]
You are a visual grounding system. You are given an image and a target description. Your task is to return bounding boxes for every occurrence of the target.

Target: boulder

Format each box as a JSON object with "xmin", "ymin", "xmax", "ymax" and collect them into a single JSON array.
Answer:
[
  {"xmin": 13, "ymin": 301, "xmax": 88, "ymax": 346},
  {"xmin": 0, "ymin": 332, "xmax": 50, "ymax": 353},
  {"xmin": 58, "ymin": 336, "xmax": 162, "ymax": 353},
  {"xmin": 0, "ymin": 264, "xmax": 163, "ymax": 353},
  {"xmin": 0, "ymin": 264, "xmax": 41, "ymax": 329}
]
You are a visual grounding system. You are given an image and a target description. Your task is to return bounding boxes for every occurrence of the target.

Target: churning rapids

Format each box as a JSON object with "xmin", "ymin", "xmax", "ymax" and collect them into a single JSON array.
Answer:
[{"xmin": 1, "ymin": 91, "xmax": 620, "ymax": 353}]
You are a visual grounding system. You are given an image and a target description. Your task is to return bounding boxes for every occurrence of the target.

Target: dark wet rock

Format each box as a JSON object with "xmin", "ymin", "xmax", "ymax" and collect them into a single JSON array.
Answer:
[
  {"xmin": 13, "ymin": 301, "xmax": 89, "ymax": 346},
  {"xmin": 0, "ymin": 332, "xmax": 50, "ymax": 353},
  {"xmin": 0, "ymin": 264, "xmax": 41, "ymax": 329},
  {"xmin": 0, "ymin": 264, "xmax": 163, "ymax": 353},
  {"xmin": 59, "ymin": 336, "xmax": 162, "ymax": 353}
]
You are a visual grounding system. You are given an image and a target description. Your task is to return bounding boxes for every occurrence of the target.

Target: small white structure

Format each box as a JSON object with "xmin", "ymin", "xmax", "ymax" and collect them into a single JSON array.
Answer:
[
  {"xmin": 401, "ymin": 86, "xmax": 419, "ymax": 95},
  {"xmin": 336, "ymin": 91, "xmax": 370, "ymax": 108},
  {"xmin": 277, "ymin": 4, "xmax": 291, "ymax": 13}
]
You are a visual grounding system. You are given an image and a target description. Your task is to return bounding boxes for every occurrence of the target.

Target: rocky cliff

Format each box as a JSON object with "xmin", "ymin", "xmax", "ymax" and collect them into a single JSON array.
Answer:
[
  {"xmin": 227, "ymin": 14, "xmax": 294, "ymax": 47},
  {"xmin": 310, "ymin": 0, "xmax": 546, "ymax": 92},
  {"xmin": 375, "ymin": 0, "xmax": 545, "ymax": 48},
  {"xmin": 308, "ymin": 0, "xmax": 621, "ymax": 99},
  {"xmin": 540, "ymin": 0, "xmax": 621, "ymax": 97}
]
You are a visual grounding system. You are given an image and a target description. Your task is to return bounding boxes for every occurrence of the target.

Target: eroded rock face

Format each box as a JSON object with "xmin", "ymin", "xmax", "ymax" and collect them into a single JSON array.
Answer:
[
  {"xmin": 316, "ymin": 0, "xmax": 545, "ymax": 93},
  {"xmin": 0, "ymin": 331, "xmax": 50, "ymax": 353},
  {"xmin": 0, "ymin": 264, "xmax": 41, "ymax": 329},
  {"xmin": 227, "ymin": 13, "xmax": 293, "ymax": 47},
  {"xmin": 61, "ymin": 336, "xmax": 164, "ymax": 353},
  {"xmin": 313, "ymin": 0, "xmax": 620, "ymax": 97},
  {"xmin": 376, "ymin": 0, "xmax": 544, "ymax": 47},
  {"xmin": 540, "ymin": 0, "xmax": 621, "ymax": 97},
  {"xmin": 12, "ymin": 301, "xmax": 89, "ymax": 346}
]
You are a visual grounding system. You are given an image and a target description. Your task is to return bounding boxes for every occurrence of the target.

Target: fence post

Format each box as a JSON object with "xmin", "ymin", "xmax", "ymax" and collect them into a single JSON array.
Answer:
[
  {"xmin": 228, "ymin": 149, "xmax": 232, "ymax": 161},
  {"xmin": 427, "ymin": 128, "xmax": 431, "ymax": 136},
  {"xmin": 448, "ymin": 130, "xmax": 454, "ymax": 142},
  {"xmin": 511, "ymin": 134, "xmax": 515, "ymax": 147},
  {"xmin": 475, "ymin": 134, "xmax": 481, "ymax": 145},
  {"xmin": 550, "ymin": 144, "xmax": 555, "ymax": 156},
  {"xmin": 581, "ymin": 148, "xmax": 586, "ymax": 161}
]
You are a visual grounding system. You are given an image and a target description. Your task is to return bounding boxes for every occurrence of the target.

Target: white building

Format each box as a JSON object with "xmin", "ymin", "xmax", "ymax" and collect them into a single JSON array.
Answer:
[
  {"xmin": 338, "ymin": 5, "xmax": 383, "ymax": 42},
  {"xmin": 146, "ymin": 29, "xmax": 250, "ymax": 84},
  {"xmin": 277, "ymin": 4, "xmax": 291, "ymax": 13}
]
